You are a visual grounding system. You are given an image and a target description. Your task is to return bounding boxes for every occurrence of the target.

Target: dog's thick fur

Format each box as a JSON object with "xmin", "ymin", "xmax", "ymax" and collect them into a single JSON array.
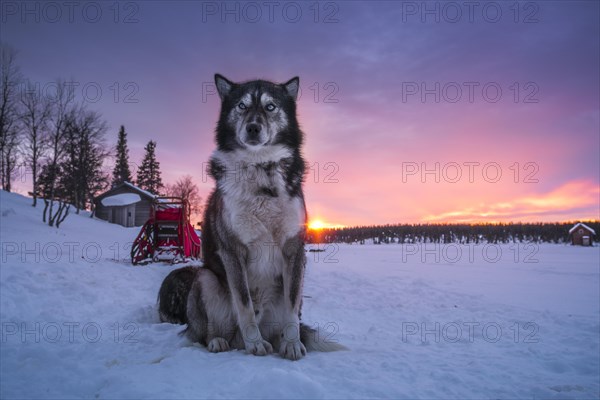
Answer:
[
  {"xmin": 158, "ymin": 266, "xmax": 199, "ymax": 324},
  {"xmin": 158, "ymin": 74, "xmax": 344, "ymax": 360}
]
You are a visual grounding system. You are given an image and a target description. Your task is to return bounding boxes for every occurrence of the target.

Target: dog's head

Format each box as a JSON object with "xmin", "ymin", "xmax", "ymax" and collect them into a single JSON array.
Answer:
[{"xmin": 214, "ymin": 74, "xmax": 301, "ymax": 151}]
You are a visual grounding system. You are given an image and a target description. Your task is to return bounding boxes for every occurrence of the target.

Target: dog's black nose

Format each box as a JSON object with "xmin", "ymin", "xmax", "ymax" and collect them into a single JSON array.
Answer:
[
  {"xmin": 245, "ymin": 123, "xmax": 262, "ymax": 144},
  {"xmin": 246, "ymin": 123, "xmax": 261, "ymax": 137}
]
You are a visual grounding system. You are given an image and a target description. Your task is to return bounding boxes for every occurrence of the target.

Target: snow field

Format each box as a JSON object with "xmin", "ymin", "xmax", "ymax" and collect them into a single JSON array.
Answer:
[{"xmin": 1, "ymin": 191, "xmax": 599, "ymax": 399}]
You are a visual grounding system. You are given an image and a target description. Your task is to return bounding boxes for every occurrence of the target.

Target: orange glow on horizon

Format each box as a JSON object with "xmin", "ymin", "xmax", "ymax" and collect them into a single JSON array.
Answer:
[
  {"xmin": 421, "ymin": 180, "xmax": 600, "ymax": 224},
  {"xmin": 303, "ymin": 174, "xmax": 599, "ymax": 227},
  {"xmin": 308, "ymin": 220, "xmax": 325, "ymax": 230},
  {"xmin": 307, "ymin": 219, "xmax": 345, "ymax": 230}
]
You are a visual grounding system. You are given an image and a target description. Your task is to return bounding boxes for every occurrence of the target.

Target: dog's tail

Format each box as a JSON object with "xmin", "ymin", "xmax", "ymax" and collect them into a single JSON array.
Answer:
[
  {"xmin": 157, "ymin": 266, "xmax": 200, "ymax": 325},
  {"xmin": 300, "ymin": 323, "xmax": 348, "ymax": 352}
]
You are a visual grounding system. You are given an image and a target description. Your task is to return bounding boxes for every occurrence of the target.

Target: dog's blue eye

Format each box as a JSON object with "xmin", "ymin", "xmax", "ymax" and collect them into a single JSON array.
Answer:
[
  {"xmin": 265, "ymin": 103, "xmax": 276, "ymax": 111},
  {"xmin": 238, "ymin": 103, "xmax": 247, "ymax": 110}
]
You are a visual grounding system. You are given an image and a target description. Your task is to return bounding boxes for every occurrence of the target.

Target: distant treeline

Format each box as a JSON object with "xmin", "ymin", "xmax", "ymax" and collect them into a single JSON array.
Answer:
[{"xmin": 306, "ymin": 221, "xmax": 600, "ymax": 244}]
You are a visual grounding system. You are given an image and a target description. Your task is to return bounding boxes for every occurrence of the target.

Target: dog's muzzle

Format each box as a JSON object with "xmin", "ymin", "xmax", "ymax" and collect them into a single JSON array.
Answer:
[{"xmin": 245, "ymin": 123, "xmax": 262, "ymax": 145}]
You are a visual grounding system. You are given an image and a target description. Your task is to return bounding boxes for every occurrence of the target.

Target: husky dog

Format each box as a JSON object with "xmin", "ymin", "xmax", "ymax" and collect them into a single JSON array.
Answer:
[
  {"xmin": 158, "ymin": 266, "xmax": 199, "ymax": 324},
  {"xmin": 158, "ymin": 74, "xmax": 343, "ymax": 360}
]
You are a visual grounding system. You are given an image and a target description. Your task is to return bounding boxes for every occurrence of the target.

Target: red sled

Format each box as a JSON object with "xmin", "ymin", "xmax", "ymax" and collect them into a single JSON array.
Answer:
[{"xmin": 130, "ymin": 197, "xmax": 201, "ymax": 265}]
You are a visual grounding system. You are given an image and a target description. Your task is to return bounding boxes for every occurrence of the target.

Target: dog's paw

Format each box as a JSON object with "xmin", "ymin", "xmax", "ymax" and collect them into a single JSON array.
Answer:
[
  {"xmin": 207, "ymin": 337, "xmax": 230, "ymax": 353},
  {"xmin": 279, "ymin": 340, "xmax": 307, "ymax": 361},
  {"xmin": 245, "ymin": 339, "xmax": 273, "ymax": 356}
]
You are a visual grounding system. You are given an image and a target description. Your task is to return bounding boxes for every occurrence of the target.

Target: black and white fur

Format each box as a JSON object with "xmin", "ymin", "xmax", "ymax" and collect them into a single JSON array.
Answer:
[
  {"xmin": 158, "ymin": 266, "xmax": 199, "ymax": 324},
  {"xmin": 159, "ymin": 74, "xmax": 344, "ymax": 360}
]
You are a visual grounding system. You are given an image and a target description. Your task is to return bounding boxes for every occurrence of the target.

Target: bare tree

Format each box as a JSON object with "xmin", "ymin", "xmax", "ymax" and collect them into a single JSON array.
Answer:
[
  {"xmin": 20, "ymin": 80, "xmax": 52, "ymax": 206},
  {"xmin": 43, "ymin": 79, "xmax": 75, "ymax": 226},
  {"xmin": 1, "ymin": 126, "xmax": 19, "ymax": 191},
  {"xmin": 38, "ymin": 161, "xmax": 70, "ymax": 228},
  {"xmin": 165, "ymin": 175, "xmax": 203, "ymax": 222},
  {"xmin": 0, "ymin": 42, "xmax": 22, "ymax": 191}
]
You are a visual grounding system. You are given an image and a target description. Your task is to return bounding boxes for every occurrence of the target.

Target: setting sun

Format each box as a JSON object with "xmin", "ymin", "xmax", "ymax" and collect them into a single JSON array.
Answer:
[
  {"xmin": 308, "ymin": 220, "xmax": 326, "ymax": 230},
  {"xmin": 307, "ymin": 219, "xmax": 345, "ymax": 230}
]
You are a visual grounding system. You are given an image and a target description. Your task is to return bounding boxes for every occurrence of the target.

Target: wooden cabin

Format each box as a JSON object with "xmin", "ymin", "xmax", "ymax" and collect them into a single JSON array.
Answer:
[
  {"xmin": 569, "ymin": 222, "xmax": 596, "ymax": 246},
  {"xmin": 93, "ymin": 182, "xmax": 156, "ymax": 227}
]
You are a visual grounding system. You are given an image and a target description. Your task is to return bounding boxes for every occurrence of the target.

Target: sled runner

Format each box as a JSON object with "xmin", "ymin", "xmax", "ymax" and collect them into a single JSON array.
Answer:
[{"xmin": 131, "ymin": 197, "xmax": 201, "ymax": 265}]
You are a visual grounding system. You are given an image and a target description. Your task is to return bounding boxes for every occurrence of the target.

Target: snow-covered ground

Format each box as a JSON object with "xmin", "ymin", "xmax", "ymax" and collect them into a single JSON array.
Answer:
[{"xmin": 1, "ymin": 191, "xmax": 599, "ymax": 399}]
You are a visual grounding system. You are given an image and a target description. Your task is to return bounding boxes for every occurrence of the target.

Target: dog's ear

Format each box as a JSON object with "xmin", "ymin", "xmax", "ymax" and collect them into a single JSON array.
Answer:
[
  {"xmin": 215, "ymin": 74, "xmax": 234, "ymax": 100},
  {"xmin": 283, "ymin": 77, "xmax": 300, "ymax": 101}
]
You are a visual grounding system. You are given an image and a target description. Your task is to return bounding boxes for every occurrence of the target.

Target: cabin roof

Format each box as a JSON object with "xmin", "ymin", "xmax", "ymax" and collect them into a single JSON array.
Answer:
[
  {"xmin": 101, "ymin": 193, "xmax": 142, "ymax": 207},
  {"xmin": 569, "ymin": 222, "xmax": 596, "ymax": 235},
  {"xmin": 95, "ymin": 181, "xmax": 156, "ymax": 202}
]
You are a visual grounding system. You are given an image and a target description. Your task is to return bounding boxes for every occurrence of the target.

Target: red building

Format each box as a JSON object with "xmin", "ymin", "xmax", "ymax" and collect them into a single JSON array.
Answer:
[{"xmin": 569, "ymin": 222, "xmax": 596, "ymax": 246}]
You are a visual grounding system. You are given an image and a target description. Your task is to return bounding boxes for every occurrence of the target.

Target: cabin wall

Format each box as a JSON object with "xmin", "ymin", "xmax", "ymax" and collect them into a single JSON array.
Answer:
[
  {"xmin": 134, "ymin": 199, "xmax": 152, "ymax": 226},
  {"xmin": 94, "ymin": 202, "xmax": 110, "ymax": 221},
  {"xmin": 572, "ymin": 228, "xmax": 594, "ymax": 246}
]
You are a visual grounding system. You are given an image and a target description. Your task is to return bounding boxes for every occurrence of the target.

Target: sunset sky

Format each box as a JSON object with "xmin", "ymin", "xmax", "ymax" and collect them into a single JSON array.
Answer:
[{"xmin": 3, "ymin": 1, "xmax": 599, "ymax": 226}]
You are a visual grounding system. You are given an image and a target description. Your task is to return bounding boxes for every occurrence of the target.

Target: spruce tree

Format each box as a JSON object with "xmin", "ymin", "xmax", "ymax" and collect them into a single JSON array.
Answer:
[
  {"xmin": 62, "ymin": 109, "xmax": 109, "ymax": 213},
  {"xmin": 111, "ymin": 125, "xmax": 132, "ymax": 187},
  {"xmin": 136, "ymin": 140, "xmax": 163, "ymax": 194}
]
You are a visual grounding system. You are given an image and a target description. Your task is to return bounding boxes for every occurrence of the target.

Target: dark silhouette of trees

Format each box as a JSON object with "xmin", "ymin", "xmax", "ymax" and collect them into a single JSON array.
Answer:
[
  {"xmin": 306, "ymin": 221, "xmax": 600, "ymax": 245},
  {"xmin": 0, "ymin": 43, "xmax": 22, "ymax": 191},
  {"xmin": 136, "ymin": 140, "xmax": 163, "ymax": 194},
  {"xmin": 111, "ymin": 125, "xmax": 132, "ymax": 187},
  {"xmin": 20, "ymin": 80, "xmax": 52, "ymax": 207}
]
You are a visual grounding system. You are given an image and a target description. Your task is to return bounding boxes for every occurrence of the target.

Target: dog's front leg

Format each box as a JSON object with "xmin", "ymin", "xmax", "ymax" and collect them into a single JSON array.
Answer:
[
  {"xmin": 219, "ymin": 249, "xmax": 273, "ymax": 356},
  {"xmin": 280, "ymin": 235, "xmax": 307, "ymax": 360}
]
